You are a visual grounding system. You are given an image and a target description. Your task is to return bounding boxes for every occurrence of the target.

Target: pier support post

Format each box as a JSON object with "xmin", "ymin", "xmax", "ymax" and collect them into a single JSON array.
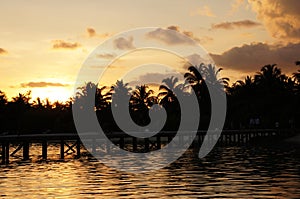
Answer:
[
  {"xmin": 229, "ymin": 134, "xmax": 232, "ymax": 145},
  {"xmin": 132, "ymin": 137, "xmax": 137, "ymax": 152},
  {"xmin": 1, "ymin": 143, "xmax": 5, "ymax": 164},
  {"xmin": 42, "ymin": 140, "xmax": 47, "ymax": 160},
  {"xmin": 168, "ymin": 136, "xmax": 172, "ymax": 143},
  {"xmin": 238, "ymin": 133, "xmax": 242, "ymax": 144},
  {"xmin": 156, "ymin": 136, "xmax": 161, "ymax": 150},
  {"xmin": 76, "ymin": 139, "xmax": 81, "ymax": 158},
  {"xmin": 179, "ymin": 135, "xmax": 183, "ymax": 146},
  {"xmin": 92, "ymin": 139, "xmax": 96, "ymax": 153},
  {"xmin": 23, "ymin": 142, "xmax": 30, "ymax": 161},
  {"xmin": 198, "ymin": 134, "xmax": 202, "ymax": 144},
  {"xmin": 145, "ymin": 138, "xmax": 149, "ymax": 152},
  {"xmin": 119, "ymin": 137, "xmax": 124, "ymax": 149},
  {"xmin": 60, "ymin": 140, "xmax": 64, "ymax": 159},
  {"xmin": 5, "ymin": 142, "xmax": 9, "ymax": 164},
  {"xmin": 106, "ymin": 139, "xmax": 110, "ymax": 154}
]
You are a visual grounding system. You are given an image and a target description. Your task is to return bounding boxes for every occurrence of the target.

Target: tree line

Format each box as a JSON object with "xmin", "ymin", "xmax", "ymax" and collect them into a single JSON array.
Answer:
[{"xmin": 0, "ymin": 62, "xmax": 299, "ymax": 134}]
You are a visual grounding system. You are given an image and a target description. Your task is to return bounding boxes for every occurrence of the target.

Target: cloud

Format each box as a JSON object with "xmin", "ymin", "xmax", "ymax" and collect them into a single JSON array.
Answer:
[
  {"xmin": 0, "ymin": 48, "xmax": 7, "ymax": 54},
  {"xmin": 113, "ymin": 37, "xmax": 135, "ymax": 50},
  {"xmin": 167, "ymin": 25, "xmax": 180, "ymax": 32},
  {"xmin": 184, "ymin": 53, "xmax": 212, "ymax": 66},
  {"xmin": 146, "ymin": 28, "xmax": 193, "ymax": 45},
  {"xmin": 210, "ymin": 42, "xmax": 300, "ymax": 72},
  {"xmin": 52, "ymin": 40, "xmax": 81, "ymax": 50},
  {"xmin": 20, "ymin": 82, "xmax": 69, "ymax": 88},
  {"xmin": 96, "ymin": 53, "xmax": 116, "ymax": 59},
  {"xmin": 190, "ymin": 6, "xmax": 216, "ymax": 17},
  {"xmin": 86, "ymin": 27, "xmax": 111, "ymax": 38},
  {"xmin": 196, "ymin": 36, "xmax": 214, "ymax": 45},
  {"xmin": 146, "ymin": 26, "xmax": 213, "ymax": 46},
  {"xmin": 211, "ymin": 20, "xmax": 261, "ymax": 30},
  {"xmin": 249, "ymin": 0, "xmax": 300, "ymax": 41},
  {"xmin": 87, "ymin": 27, "xmax": 96, "ymax": 37},
  {"xmin": 167, "ymin": 25, "xmax": 202, "ymax": 42},
  {"xmin": 167, "ymin": 26, "xmax": 214, "ymax": 45}
]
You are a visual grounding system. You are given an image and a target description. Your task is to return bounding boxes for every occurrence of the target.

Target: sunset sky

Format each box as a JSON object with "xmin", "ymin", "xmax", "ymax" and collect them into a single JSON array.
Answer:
[{"xmin": 1, "ymin": 0, "xmax": 300, "ymax": 102}]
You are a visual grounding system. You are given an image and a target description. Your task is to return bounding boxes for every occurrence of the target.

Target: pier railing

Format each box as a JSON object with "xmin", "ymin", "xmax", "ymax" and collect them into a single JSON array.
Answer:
[{"xmin": 0, "ymin": 129, "xmax": 298, "ymax": 164}]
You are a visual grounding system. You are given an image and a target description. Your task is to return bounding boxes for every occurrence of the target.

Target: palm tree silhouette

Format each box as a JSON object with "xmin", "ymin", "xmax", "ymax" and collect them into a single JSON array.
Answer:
[
  {"xmin": 111, "ymin": 80, "xmax": 131, "ymax": 95},
  {"xmin": 202, "ymin": 64, "xmax": 229, "ymax": 90},
  {"xmin": 0, "ymin": 90, "xmax": 7, "ymax": 132},
  {"xmin": 227, "ymin": 76, "xmax": 257, "ymax": 129},
  {"xmin": 12, "ymin": 91, "xmax": 32, "ymax": 108},
  {"xmin": 95, "ymin": 86, "xmax": 111, "ymax": 111},
  {"xmin": 185, "ymin": 63, "xmax": 229, "ymax": 99},
  {"xmin": 131, "ymin": 85, "xmax": 155, "ymax": 111},
  {"xmin": 292, "ymin": 61, "xmax": 300, "ymax": 97},
  {"xmin": 157, "ymin": 76, "xmax": 186, "ymax": 130},
  {"xmin": 0, "ymin": 90, "xmax": 7, "ymax": 108},
  {"xmin": 293, "ymin": 61, "xmax": 300, "ymax": 84},
  {"xmin": 10, "ymin": 91, "xmax": 32, "ymax": 134},
  {"xmin": 184, "ymin": 64, "xmax": 205, "ymax": 97},
  {"xmin": 253, "ymin": 64, "xmax": 291, "ymax": 128},
  {"xmin": 76, "ymin": 82, "xmax": 97, "ymax": 99},
  {"xmin": 74, "ymin": 82, "xmax": 98, "ymax": 112},
  {"xmin": 184, "ymin": 63, "xmax": 229, "ymax": 129},
  {"xmin": 229, "ymin": 76, "xmax": 255, "ymax": 96},
  {"xmin": 130, "ymin": 85, "xmax": 156, "ymax": 126},
  {"xmin": 158, "ymin": 76, "xmax": 186, "ymax": 105},
  {"xmin": 110, "ymin": 80, "xmax": 132, "ymax": 108},
  {"xmin": 254, "ymin": 64, "xmax": 287, "ymax": 88}
]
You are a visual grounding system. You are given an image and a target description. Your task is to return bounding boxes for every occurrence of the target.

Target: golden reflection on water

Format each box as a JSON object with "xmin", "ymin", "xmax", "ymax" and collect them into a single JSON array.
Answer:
[{"xmin": 0, "ymin": 144, "xmax": 299, "ymax": 198}]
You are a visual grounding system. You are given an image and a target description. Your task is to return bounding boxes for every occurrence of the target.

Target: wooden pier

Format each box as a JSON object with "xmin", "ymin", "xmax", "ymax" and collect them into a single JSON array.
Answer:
[
  {"xmin": 0, "ymin": 133, "xmax": 81, "ymax": 164},
  {"xmin": 0, "ymin": 129, "xmax": 298, "ymax": 164}
]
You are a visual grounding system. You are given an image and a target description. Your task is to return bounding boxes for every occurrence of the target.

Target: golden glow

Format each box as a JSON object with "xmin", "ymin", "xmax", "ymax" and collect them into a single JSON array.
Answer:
[{"xmin": 30, "ymin": 87, "xmax": 72, "ymax": 103}]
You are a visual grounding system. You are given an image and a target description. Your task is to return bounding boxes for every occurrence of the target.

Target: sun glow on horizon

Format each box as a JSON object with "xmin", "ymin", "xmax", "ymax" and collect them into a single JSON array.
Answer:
[{"xmin": 30, "ymin": 87, "xmax": 73, "ymax": 103}]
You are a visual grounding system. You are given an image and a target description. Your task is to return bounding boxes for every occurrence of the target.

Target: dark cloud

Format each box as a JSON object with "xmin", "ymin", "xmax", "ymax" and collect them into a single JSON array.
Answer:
[
  {"xmin": 113, "ymin": 37, "xmax": 135, "ymax": 50},
  {"xmin": 147, "ymin": 28, "xmax": 193, "ymax": 45},
  {"xmin": 0, "ymin": 48, "xmax": 7, "ymax": 54},
  {"xmin": 210, "ymin": 42, "xmax": 300, "ymax": 72},
  {"xmin": 96, "ymin": 53, "xmax": 116, "ymax": 59},
  {"xmin": 87, "ymin": 27, "xmax": 96, "ymax": 37},
  {"xmin": 184, "ymin": 53, "xmax": 211, "ymax": 67},
  {"xmin": 147, "ymin": 26, "xmax": 213, "ymax": 46},
  {"xmin": 181, "ymin": 31, "xmax": 214, "ymax": 45},
  {"xmin": 52, "ymin": 40, "xmax": 81, "ymax": 50},
  {"xmin": 211, "ymin": 20, "xmax": 261, "ymax": 30},
  {"xmin": 167, "ymin": 25, "xmax": 180, "ymax": 32},
  {"xmin": 249, "ymin": 0, "xmax": 300, "ymax": 41},
  {"xmin": 167, "ymin": 25, "xmax": 202, "ymax": 41},
  {"xmin": 20, "ymin": 82, "xmax": 69, "ymax": 88},
  {"xmin": 86, "ymin": 27, "xmax": 110, "ymax": 38}
]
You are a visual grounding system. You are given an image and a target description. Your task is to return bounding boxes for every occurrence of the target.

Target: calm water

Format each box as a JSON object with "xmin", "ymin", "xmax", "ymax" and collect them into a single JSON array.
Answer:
[{"xmin": 0, "ymin": 143, "xmax": 299, "ymax": 198}]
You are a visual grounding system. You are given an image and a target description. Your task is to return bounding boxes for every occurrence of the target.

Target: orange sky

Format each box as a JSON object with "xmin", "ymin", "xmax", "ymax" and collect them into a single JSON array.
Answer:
[{"xmin": 0, "ymin": 0, "xmax": 299, "ymax": 102}]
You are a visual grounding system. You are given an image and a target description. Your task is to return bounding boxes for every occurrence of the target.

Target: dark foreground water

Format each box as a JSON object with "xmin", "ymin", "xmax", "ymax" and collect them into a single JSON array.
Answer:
[{"xmin": 0, "ymin": 143, "xmax": 299, "ymax": 198}]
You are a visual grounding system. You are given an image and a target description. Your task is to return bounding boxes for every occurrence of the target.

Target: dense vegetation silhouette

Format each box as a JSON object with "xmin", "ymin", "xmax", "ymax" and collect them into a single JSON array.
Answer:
[{"xmin": 0, "ymin": 62, "xmax": 299, "ymax": 135}]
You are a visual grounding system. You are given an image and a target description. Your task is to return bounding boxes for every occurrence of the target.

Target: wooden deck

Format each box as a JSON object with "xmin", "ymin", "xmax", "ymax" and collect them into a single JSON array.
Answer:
[{"xmin": 0, "ymin": 129, "xmax": 298, "ymax": 164}]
